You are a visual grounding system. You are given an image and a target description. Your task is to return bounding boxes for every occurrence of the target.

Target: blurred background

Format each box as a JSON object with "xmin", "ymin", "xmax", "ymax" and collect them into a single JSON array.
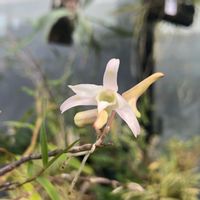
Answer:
[{"xmin": 0, "ymin": 0, "xmax": 200, "ymax": 199}]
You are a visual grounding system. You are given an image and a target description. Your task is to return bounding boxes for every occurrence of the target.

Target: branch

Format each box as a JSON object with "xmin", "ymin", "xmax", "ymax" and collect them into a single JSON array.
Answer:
[
  {"xmin": 61, "ymin": 173, "xmax": 120, "ymax": 188},
  {"xmin": 61, "ymin": 173, "xmax": 144, "ymax": 193},
  {"xmin": 69, "ymin": 111, "xmax": 116, "ymax": 193},
  {"xmin": 0, "ymin": 143, "xmax": 94, "ymax": 177},
  {"xmin": 0, "ymin": 112, "xmax": 115, "ymax": 191}
]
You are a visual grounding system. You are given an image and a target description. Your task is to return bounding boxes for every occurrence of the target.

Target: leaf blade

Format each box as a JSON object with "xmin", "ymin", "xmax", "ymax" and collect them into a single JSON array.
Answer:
[
  {"xmin": 46, "ymin": 139, "xmax": 79, "ymax": 170},
  {"xmin": 37, "ymin": 177, "xmax": 61, "ymax": 200},
  {"xmin": 40, "ymin": 121, "xmax": 48, "ymax": 167}
]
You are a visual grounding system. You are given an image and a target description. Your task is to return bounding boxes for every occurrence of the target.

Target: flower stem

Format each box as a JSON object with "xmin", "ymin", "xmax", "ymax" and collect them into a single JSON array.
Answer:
[{"xmin": 69, "ymin": 111, "xmax": 116, "ymax": 194}]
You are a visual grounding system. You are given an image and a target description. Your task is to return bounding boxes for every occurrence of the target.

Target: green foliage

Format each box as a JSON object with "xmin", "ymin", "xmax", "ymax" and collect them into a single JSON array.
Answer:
[
  {"xmin": 40, "ymin": 121, "xmax": 49, "ymax": 167},
  {"xmin": 111, "ymin": 137, "xmax": 200, "ymax": 200},
  {"xmin": 45, "ymin": 140, "xmax": 79, "ymax": 171},
  {"xmin": 4, "ymin": 121, "xmax": 34, "ymax": 131},
  {"xmin": 37, "ymin": 177, "xmax": 61, "ymax": 200}
]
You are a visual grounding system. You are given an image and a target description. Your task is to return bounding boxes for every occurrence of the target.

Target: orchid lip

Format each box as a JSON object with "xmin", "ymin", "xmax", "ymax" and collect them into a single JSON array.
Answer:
[
  {"xmin": 97, "ymin": 90, "xmax": 116, "ymax": 103},
  {"xmin": 96, "ymin": 89, "xmax": 118, "ymax": 112}
]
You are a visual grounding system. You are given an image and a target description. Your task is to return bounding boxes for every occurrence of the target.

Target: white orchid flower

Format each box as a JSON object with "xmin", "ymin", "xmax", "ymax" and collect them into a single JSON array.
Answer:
[{"xmin": 60, "ymin": 58, "xmax": 164, "ymax": 137}]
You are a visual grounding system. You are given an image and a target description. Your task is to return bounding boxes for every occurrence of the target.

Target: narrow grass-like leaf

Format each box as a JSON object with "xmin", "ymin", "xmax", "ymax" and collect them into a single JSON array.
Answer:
[
  {"xmin": 25, "ymin": 141, "xmax": 79, "ymax": 181},
  {"xmin": 40, "ymin": 121, "xmax": 48, "ymax": 167},
  {"xmin": 45, "ymin": 140, "xmax": 79, "ymax": 170},
  {"xmin": 33, "ymin": 141, "xmax": 78, "ymax": 199},
  {"xmin": 37, "ymin": 177, "xmax": 61, "ymax": 200}
]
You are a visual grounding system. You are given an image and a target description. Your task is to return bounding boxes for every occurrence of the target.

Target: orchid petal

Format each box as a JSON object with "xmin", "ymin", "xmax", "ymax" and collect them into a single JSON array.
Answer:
[
  {"xmin": 60, "ymin": 95, "xmax": 96, "ymax": 113},
  {"xmin": 69, "ymin": 84, "xmax": 103, "ymax": 97},
  {"xmin": 103, "ymin": 58, "xmax": 120, "ymax": 91},
  {"xmin": 116, "ymin": 94, "xmax": 140, "ymax": 137}
]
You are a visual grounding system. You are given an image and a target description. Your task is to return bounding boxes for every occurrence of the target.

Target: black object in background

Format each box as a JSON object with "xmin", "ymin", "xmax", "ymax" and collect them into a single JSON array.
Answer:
[{"xmin": 147, "ymin": 0, "xmax": 195, "ymax": 26}]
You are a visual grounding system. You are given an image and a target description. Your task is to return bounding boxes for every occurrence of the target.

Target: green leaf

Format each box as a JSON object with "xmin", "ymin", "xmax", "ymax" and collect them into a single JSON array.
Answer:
[
  {"xmin": 34, "ymin": 141, "xmax": 79, "ymax": 199},
  {"xmin": 45, "ymin": 140, "xmax": 79, "ymax": 170},
  {"xmin": 37, "ymin": 177, "xmax": 61, "ymax": 200},
  {"xmin": 40, "ymin": 121, "xmax": 48, "ymax": 167},
  {"xmin": 27, "ymin": 161, "xmax": 34, "ymax": 177},
  {"xmin": 69, "ymin": 157, "xmax": 93, "ymax": 175},
  {"xmin": 23, "ymin": 183, "xmax": 42, "ymax": 200},
  {"xmin": 4, "ymin": 121, "xmax": 34, "ymax": 131},
  {"xmin": 21, "ymin": 86, "xmax": 36, "ymax": 97}
]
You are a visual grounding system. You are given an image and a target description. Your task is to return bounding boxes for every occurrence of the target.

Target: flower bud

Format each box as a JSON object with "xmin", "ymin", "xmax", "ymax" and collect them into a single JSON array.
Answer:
[{"xmin": 74, "ymin": 109, "xmax": 97, "ymax": 127}]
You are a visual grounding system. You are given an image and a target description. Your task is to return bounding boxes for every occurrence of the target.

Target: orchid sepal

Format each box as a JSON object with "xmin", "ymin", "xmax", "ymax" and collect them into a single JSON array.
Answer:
[{"xmin": 122, "ymin": 72, "xmax": 164, "ymax": 117}]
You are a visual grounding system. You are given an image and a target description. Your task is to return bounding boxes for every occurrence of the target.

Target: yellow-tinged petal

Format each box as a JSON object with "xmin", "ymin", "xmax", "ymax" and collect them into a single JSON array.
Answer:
[
  {"xmin": 122, "ymin": 72, "xmax": 164, "ymax": 100},
  {"xmin": 93, "ymin": 110, "xmax": 108, "ymax": 130},
  {"xmin": 74, "ymin": 109, "xmax": 97, "ymax": 127}
]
